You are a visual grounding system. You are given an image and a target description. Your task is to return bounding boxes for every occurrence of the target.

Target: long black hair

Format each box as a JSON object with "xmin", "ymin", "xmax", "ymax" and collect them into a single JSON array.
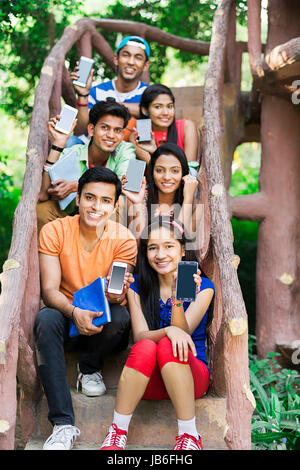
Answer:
[
  {"xmin": 139, "ymin": 84, "xmax": 178, "ymax": 143},
  {"xmin": 136, "ymin": 216, "xmax": 197, "ymax": 330},
  {"xmin": 146, "ymin": 143, "xmax": 189, "ymax": 222}
]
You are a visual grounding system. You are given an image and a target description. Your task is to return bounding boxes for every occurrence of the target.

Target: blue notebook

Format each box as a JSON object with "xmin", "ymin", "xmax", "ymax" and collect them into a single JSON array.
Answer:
[
  {"xmin": 48, "ymin": 148, "xmax": 81, "ymax": 210},
  {"xmin": 69, "ymin": 277, "xmax": 111, "ymax": 337}
]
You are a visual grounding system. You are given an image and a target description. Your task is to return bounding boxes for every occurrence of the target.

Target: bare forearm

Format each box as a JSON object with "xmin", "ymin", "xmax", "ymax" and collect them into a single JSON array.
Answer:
[
  {"xmin": 41, "ymin": 287, "xmax": 74, "ymax": 319},
  {"xmin": 171, "ymin": 305, "xmax": 190, "ymax": 333},
  {"xmin": 127, "ymin": 202, "xmax": 146, "ymax": 239},
  {"xmin": 74, "ymin": 102, "xmax": 89, "ymax": 135},
  {"xmin": 134, "ymin": 327, "xmax": 168, "ymax": 344},
  {"xmin": 177, "ymin": 203, "xmax": 195, "ymax": 234},
  {"xmin": 39, "ymin": 148, "xmax": 62, "ymax": 201}
]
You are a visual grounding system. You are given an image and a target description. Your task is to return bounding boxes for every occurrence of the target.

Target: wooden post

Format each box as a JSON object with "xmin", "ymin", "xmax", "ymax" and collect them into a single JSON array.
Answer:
[{"xmin": 202, "ymin": 0, "xmax": 254, "ymax": 449}]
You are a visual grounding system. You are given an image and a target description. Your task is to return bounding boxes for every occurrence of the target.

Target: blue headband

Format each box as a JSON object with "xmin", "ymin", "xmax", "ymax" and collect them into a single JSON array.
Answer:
[{"xmin": 116, "ymin": 36, "xmax": 150, "ymax": 59}]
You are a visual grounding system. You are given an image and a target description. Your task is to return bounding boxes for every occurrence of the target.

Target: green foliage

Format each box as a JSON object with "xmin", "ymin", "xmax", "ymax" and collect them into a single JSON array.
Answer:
[
  {"xmin": 1, "ymin": 0, "xmax": 249, "ymax": 123},
  {"xmin": 249, "ymin": 335, "xmax": 300, "ymax": 450},
  {"xmin": 229, "ymin": 143, "xmax": 260, "ymax": 333},
  {"xmin": 0, "ymin": 0, "xmax": 84, "ymax": 125},
  {"xmin": 0, "ymin": 154, "xmax": 21, "ymax": 271}
]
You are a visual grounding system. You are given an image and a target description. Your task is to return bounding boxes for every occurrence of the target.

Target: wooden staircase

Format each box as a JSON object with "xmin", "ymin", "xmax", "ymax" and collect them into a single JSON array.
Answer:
[
  {"xmin": 25, "ymin": 348, "xmax": 227, "ymax": 450},
  {"xmin": 0, "ymin": 1, "xmax": 254, "ymax": 451}
]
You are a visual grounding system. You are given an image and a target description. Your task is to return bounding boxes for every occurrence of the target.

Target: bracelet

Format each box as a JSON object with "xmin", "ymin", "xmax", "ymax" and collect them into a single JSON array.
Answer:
[
  {"xmin": 170, "ymin": 296, "xmax": 183, "ymax": 308},
  {"xmin": 77, "ymin": 92, "xmax": 89, "ymax": 97},
  {"xmin": 45, "ymin": 159, "xmax": 55, "ymax": 165},
  {"xmin": 76, "ymin": 101, "xmax": 89, "ymax": 106},
  {"xmin": 43, "ymin": 165, "xmax": 50, "ymax": 173},
  {"xmin": 51, "ymin": 144, "xmax": 64, "ymax": 153},
  {"xmin": 71, "ymin": 306, "xmax": 76, "ymax": 321}
]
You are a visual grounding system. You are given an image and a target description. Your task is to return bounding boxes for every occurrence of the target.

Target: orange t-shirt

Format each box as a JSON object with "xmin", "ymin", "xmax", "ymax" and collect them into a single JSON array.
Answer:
[{"xmin": 38, "ymin": 215, "xmax": 137, "ymax": 303}]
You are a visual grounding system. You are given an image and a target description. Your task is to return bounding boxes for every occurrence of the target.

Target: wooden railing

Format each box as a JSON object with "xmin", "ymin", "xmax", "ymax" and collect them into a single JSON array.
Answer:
[{"xmin": 0, "ymin": 0, "xmax": 254, "ymax": 450}]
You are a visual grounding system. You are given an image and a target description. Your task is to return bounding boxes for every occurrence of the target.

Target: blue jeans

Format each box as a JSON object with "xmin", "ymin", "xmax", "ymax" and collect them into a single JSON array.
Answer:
[{"xmin": 34, "ymin": 305, "xmax": 130, "ymax": 425}]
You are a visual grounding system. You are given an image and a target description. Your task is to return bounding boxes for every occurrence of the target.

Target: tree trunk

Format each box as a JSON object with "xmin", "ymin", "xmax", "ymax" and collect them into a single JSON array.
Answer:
[
  {"xmin": 203, "ymin": 0, "xmax": 254, "ymax": 449},
  {"xmin": 255, "ymin": 0, "xmax": 300, "ymax": 358}
]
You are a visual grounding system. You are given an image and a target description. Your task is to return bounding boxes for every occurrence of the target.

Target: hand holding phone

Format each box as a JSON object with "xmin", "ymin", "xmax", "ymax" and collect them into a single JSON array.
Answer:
[
  {"xmin": 123, "ymin": 159, "xmax": 146, "ymax": 193},
  {"xmin": 175, "ymin": 261, "xmax": 199, "ymax": 302},
  {"xmin": 72, "ymin": 56, "xmax": 94, "ymax": 88},
  {"xmin": 107, "ymin": 262, "xmax": 127, "ymax": 295},
  {"xmin": 54, "ymin": 105, "xmax": 78, "ymax": 135},
  {"xmin": 136, "ymin": 119, "xmax": 152, "ymax": 142}
]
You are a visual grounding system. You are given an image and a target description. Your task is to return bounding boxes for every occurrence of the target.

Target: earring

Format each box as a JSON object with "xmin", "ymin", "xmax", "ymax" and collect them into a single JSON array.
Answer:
[{"xmin": 144, "ymin": 111, "xmax": 148, "ymax": 116}]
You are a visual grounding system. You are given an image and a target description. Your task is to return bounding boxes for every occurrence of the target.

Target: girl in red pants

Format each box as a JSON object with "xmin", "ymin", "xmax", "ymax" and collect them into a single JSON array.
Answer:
[{"xmin": 100, "ymin": 216, "xmax": 214, "ymax": 450}]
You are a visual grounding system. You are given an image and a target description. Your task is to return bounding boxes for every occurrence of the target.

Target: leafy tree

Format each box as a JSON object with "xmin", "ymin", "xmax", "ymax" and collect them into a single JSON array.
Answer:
[
  {"xmin": 0, "ymin": 0, "xmax": 248, "ymax": 124},
  {"xmin": 0, "ymin": 0, "xmax": 84, "ymax": 125}
]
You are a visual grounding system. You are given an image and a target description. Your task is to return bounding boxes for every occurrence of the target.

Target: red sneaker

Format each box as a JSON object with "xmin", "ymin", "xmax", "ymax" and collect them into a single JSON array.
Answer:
[
  {"xmin": 100, "ymin": 423, "xmax": 127, "ymax": 450},
  {"xmin": 173, "ymin": 433, "xmax": 203, "ymax": 450}
]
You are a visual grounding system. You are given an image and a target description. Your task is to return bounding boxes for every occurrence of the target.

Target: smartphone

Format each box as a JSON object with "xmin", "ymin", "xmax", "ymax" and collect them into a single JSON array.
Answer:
[
  {"xmin": 136, "ymin": 118, "xmax": 152, "ymax": 142},
  {"xmin": 124, "ymin": 159, "xmax": 146, "ymax": 193},
  {"xmin": 107, "ymin": 262, "xmax": 127, "ymax": 295},
  {"xmin": 55, "ymin": 104, "xmax": 78, "ymax": 134},
  {"xmin": 72, "ymin": 56, "xmax": 94, "ymax": 87},
  {"xmin": 175, "ymin": 261, "xmax": 198, "ymax": 302}
]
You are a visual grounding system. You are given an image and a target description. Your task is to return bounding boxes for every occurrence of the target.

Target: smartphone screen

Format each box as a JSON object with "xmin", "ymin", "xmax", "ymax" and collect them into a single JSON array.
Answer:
[
  {"xmin": 176, "ymin": 261, "xmax": 198, "ymax": 302},
  {"xmin": 73, "ymin": 57, "xmax": 94, "ymax": 87},
  {"xmin": 124, "ymin": 159, "xmax": 146, "ymax": 193},
  {"xmin": 55, "ymin": 105, "xmax": 78, "ymax": 134},
  {"xmin": 136, "ymin": 119, "xmax": 152, "ymax": 142},
  {"xmin": 108, "ymin": 265, "xmax": 127, "ymax": 292}
]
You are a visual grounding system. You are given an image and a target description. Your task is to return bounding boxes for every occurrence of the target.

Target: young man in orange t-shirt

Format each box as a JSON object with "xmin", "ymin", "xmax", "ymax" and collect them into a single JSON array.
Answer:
[{"xmin": 34, "ymin": 167, "xmax": 137, "ymax": 450}]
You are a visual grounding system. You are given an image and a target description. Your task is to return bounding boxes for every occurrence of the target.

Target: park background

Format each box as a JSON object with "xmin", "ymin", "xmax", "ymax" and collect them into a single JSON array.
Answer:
[{"xmin": 0, "ymin": 0, "xmax": 299, "ymax": 450}]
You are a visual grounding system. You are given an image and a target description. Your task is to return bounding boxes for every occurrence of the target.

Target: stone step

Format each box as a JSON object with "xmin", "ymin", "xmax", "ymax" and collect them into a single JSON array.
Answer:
[
  {"xmin": 32, "ymin": 390, "xmax": 227, "ymax": 450},
  {"xmin": 25, "ymin": 439, "xmax": 170, "ymax": 450}
]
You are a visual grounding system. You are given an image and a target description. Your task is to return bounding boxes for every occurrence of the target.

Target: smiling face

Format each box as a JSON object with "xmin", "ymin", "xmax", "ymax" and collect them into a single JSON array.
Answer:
[
  {"xmin": 88, "ymin": 114, "xmax": 125, "ymax": 154},
  {"xmin": 114, "ymin": 44, "xmax": 149, "ymax": 83},
  {"xmin": 143, "ymin": 93, "xmax": 175, "ymax": 131},
  {"xmin": 147, "ymin": 226, "xmax": 184, "ymax": 276},
  {"xmin": 76, "ymin": 181, "xmax": 117, "ymax": 230},
  {"xmin": 153, "ymin": 153, "xmax": 183, "ymax": 196}
]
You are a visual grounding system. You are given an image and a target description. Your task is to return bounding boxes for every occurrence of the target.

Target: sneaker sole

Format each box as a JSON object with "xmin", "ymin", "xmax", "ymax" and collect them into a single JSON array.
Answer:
[{"xmin": 81, "ymin": 387, "xmax": 106, "ymax": 397}]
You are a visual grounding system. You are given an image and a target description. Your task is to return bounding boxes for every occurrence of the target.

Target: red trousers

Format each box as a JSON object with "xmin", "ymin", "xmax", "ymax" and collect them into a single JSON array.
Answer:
[{"xmin": 125, "ymin": 337, "xmax": 210, "ymax": 400}]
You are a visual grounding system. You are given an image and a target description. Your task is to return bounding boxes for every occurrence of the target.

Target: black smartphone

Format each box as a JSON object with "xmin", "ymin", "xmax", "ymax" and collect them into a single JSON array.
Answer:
[
  {"xmin": 175, "ymin": 261, "xmax": 198, "ymax": 302},
  {"xmin": 55, "ymin": 105, "xmax": 78, "ymax": 134},
  {"xmin": 136, "ymin": 118, "xmax": 152, "ymax": 142},
  {"xmin": 72, "ymin": 56, "xmax": 94, "ymax": 87},
  {"xmin": 124, "ymin": 159, "xmax": 146, "ymax": 193}
]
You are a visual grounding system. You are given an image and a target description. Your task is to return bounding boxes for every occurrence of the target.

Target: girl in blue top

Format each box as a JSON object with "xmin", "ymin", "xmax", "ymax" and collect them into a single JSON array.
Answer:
[{"xmin": 100, "ymin": 216, "xmax": 214, "ymax": 451}]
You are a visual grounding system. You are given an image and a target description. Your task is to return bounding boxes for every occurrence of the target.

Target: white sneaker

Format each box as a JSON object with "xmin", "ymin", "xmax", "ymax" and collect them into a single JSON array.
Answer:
[
  {"xmin": 43, "ymin": 424, "xmax": 80, "ymax": 450},
  {"xmin": 77, "ymin": 367, "xmax": 106, "ymax": 397}
]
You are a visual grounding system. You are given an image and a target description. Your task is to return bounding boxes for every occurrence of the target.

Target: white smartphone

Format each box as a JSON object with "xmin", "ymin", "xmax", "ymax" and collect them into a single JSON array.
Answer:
[
  {"xmin": 136, "ymin": 118, "xmax": 152, "ymax": 142},
  {"xmin": 107, "ymin": 262, "xmax": 127, "ymax": 295},
  {"xmin": 175, "ymin": 261, "xmax": 198, "ymax": 302},
  {"xmin": 55, "ymin": 104, "xmax": 78, "ymax": 135},
  {"xmin": 72, "ymin": 56, "xmax": 94, "ymax": 87},
  {"xmin": 124, "ymin": 159, "xmax": 146, "ymax": 193}
]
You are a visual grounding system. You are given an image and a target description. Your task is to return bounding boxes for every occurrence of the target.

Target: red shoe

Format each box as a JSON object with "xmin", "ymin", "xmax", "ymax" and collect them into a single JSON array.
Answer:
[
  {"xmin": 173, "ymin": 433, "xmax": 203, "ymax": 450},
  {"xmin": 100, "ymin": 423, "xmax": 127, "ymax": 450}
]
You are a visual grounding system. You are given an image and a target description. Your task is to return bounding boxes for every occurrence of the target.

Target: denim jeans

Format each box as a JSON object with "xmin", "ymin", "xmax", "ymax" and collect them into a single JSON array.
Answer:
[{"xmin": 34, "ymin": 304, "xmax": 130, "ymax": 426}]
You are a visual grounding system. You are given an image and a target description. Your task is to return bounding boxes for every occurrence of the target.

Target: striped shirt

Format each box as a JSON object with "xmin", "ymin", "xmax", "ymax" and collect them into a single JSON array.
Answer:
[{"xmin": 88, "ymin": 79, "xmax": 148, "ymax": 109}]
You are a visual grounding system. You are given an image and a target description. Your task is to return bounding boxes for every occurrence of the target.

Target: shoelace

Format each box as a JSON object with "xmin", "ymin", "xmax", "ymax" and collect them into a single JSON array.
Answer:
[
  {"xmin": 174, "ymin": 433, "xmax": 202, "ymax": 450},
  {"xmin": 44, "ymin": 425, "xmax": 80, "ymax": 448},
  {"xmin": 102, "ymin": 424, "xmax": 127, "ymax": 448},
  {"xmin": 77, "ymin": 371, "xmax": 103, "ymax": 391}
]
